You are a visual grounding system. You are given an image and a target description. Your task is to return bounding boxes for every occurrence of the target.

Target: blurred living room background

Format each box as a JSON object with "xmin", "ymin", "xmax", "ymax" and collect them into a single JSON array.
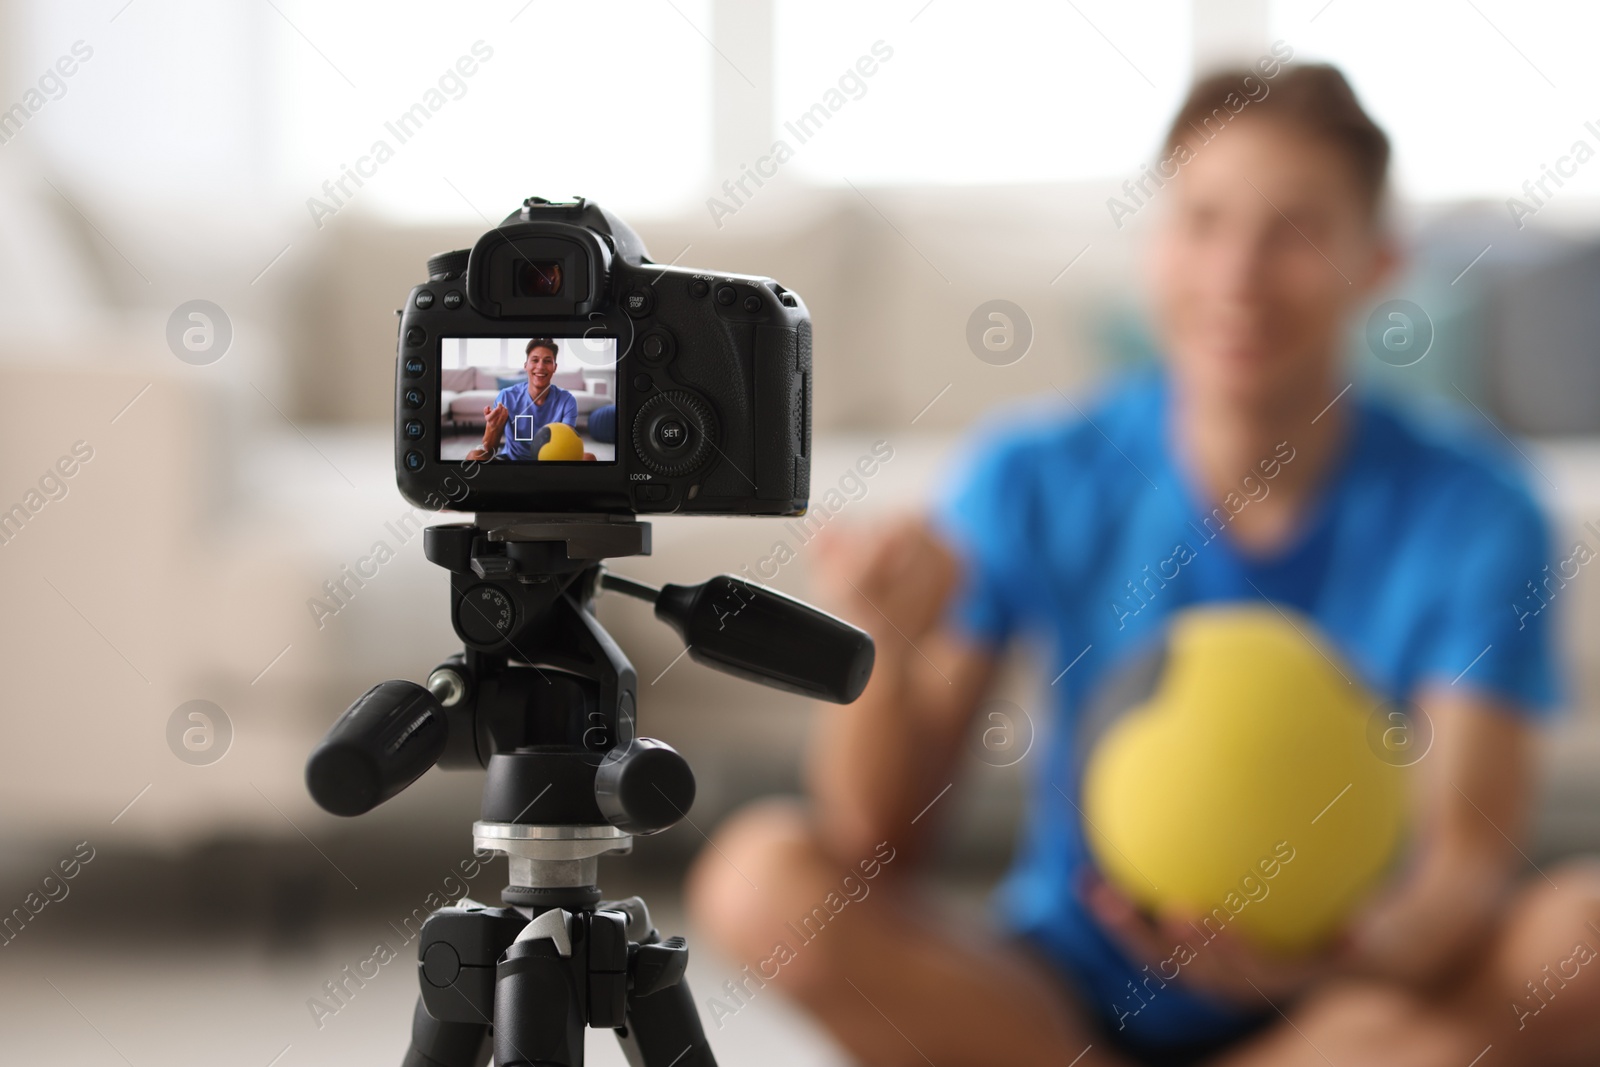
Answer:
[{"xmin": 3, "ymin": 0, "xmax": 1600, "ymax": 1063}]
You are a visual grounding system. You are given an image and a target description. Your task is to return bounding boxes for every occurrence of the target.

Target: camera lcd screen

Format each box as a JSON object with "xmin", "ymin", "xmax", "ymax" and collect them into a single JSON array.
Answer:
[{"xmin": 438, "ymin": 336, "xmax": 618, "ymax": 463}]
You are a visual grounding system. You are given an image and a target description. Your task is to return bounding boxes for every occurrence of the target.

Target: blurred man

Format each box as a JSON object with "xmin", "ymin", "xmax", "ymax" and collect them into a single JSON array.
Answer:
[
  {"xmin": 465, "ymin": 337, "xmax": 579, "ymax": 461},
  {"xmin": 689, "ymin": 64, "xmax": 1600, "ymax": 1067}
]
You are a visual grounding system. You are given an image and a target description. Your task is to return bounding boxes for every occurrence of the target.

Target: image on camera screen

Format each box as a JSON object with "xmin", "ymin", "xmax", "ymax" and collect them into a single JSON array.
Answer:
[{"xmin": 438, "ymin": 336, "xmax": 618, "ymax": 463}]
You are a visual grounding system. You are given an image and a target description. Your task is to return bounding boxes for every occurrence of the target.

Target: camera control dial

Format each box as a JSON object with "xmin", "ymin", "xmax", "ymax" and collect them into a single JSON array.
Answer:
[{"xmin": 632, "ymin": 391, "xmax": 717, "ymax": 477}]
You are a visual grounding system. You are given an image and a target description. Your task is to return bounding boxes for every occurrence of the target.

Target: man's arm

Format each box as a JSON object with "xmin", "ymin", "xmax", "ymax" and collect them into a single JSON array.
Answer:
[
  {"xmin": 806, "ymin": 517, "xmax": 1000, "ymax": 867},
  {"xmin": 1343, "ymin": 687, "xmax": 1537, "ymax": 986}
]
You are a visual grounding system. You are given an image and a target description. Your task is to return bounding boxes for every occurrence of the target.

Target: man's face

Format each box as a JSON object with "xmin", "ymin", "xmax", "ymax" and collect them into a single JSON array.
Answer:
[
  {"xmin": 1146, "ymin": 117, "xmax": 1394, "ymax": 412},
  {"xmin": 525, "ymin": 345, "xmax": 557, "ymax": 392}
]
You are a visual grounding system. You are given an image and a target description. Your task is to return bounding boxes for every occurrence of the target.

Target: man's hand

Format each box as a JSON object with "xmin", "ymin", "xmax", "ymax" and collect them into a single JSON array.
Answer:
[
  {"xmin": 1083, "ymin": 876, "xmax": 1340, "ymax": 1006},
  {"xmin": 464, "ymin": 403, "xmax": 510, "ymax": 461},
  {"xmin": 482, "ymin": 403, "xmax": 510, "ymax": 448},
  {"xmin": 813, "ymin": 516, "xmax": 961, "ymax": 647}
]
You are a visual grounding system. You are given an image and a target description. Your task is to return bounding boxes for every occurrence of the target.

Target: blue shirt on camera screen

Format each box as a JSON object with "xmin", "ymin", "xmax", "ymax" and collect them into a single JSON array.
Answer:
[{"xmin": 493, "ymin": 382, "xmax": 577, "ymax": 461}]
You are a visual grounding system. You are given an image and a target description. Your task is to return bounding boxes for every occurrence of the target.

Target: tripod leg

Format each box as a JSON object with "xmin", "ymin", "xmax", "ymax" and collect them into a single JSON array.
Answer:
[
  {"xmin": 617, "ymin": 975, "xmax": 719, "ymax": 1067},
  {"xmin": 400, "ymin": 996, "xmax": 490, "ymax": 1067},
  {"xmin": 405, "ymin": 902, "xmax": 524, "ymax": 1066},
  {"xmin": 597, "ymin": 897, "xmax": 717, "ymax": 1067},
  {"xmin": 494, "ymin": 908, "xmax": 587, "ymax": 1067}
]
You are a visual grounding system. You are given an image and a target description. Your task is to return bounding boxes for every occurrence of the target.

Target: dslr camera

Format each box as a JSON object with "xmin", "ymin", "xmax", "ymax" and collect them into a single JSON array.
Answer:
[{"xmin": 396, "ymin": 196, "xmax": 812, "ymax": 516}]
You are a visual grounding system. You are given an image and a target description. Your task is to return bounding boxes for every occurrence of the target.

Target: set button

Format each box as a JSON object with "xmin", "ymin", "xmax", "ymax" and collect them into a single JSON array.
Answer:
[{"xmin": 654, "ymin": 418, "xmax": 688, "ymax": 451}]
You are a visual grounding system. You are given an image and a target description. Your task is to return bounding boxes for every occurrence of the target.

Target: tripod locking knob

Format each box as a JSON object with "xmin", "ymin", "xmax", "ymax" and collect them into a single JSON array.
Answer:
[{"xmin": 594, "ymin": 738, "xmax": 696, "ymax": 835}]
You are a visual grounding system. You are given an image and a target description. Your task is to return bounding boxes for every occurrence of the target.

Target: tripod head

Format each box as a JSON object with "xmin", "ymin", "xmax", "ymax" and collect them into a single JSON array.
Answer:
[{"xmin": 306, "ymin": 514, "xmax": 873, "ymax": 852}]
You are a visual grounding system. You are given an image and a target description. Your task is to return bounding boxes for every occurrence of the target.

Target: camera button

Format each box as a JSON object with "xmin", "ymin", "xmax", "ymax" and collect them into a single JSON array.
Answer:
[
  {"xmin": 414, "ymin": 290, "xmax": 435, "ymax": 309},
  {"xmin": 403, "ymin": 356, "xmax": 426, "ymax": 378},
  {"xmin": 403, "ymin": 388, "xmax": 425, "ymax": 409},
  {"xmin": 404, "ymin": 420, "xmax": 425, "ymax": 440},
  {"xmin": 639, "ymin": 328, "xmax": 675, "ymax": 363},
  {"xmin": 638, "ymin": 484, "xmax": 669, "ymax": 502},
  {"xmin": 442, "ymin": 290, "xmax": 463, "ymax": 310},
  {"xmin": 632, "ymin": 374, "xmax": 653, "ymax": 393},
  {"xmin": 405, "ymin": 326, "xmax": 426, "ymax": 347},
  {"xmin": 623, "ymin": 288, "xmax": 654, "ymax": 318},
  {"xmin": 714, "ymin": 285, "xmax": 737, "ymax": 306},
  {"xmin": 655, "ymin": 419, "xmax": 689, "ymax": 451},
  {"xmin": 742, "ymin": 294, "xmax": 762, "ymax": 313},
  {"xmin": 403, "ymin": 450, "xmax": 425, "ymax": 471},
  {"xmin": 688, "ymin": 278, "xmax": 710, "ymax": 298}
]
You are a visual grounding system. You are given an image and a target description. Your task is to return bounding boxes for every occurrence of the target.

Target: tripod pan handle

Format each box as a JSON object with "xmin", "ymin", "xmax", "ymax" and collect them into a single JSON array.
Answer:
[
  {"xmin": 654, "ymin": 576, "xmax": 875, "ymax": 704},
  {"xmin": 306, "ymin": 680, "xmax": 448, "ymax": 816}
]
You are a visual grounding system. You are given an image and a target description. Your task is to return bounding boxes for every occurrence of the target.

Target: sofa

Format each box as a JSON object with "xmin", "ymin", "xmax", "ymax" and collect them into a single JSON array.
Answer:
[{"xmin": 439, "ymin": 367, "xmax": 613, "ymax": 431}]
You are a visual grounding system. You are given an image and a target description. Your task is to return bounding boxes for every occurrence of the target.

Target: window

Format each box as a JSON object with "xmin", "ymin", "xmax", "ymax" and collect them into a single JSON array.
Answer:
[
  {"xmin": 19, "ymin": 0, "xmax": 714, "ymax": 221},
  {"xmin": 773, "ymin": 0, "xmax": 1193, "ymax": 185},
  {"xmin": 1270, "ymin": 0, "xmax": 1600, "ymax": 203}
]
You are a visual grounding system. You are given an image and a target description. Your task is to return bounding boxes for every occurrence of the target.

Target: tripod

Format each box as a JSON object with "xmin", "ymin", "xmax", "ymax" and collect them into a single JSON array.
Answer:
[{"xmin": 306, "ymin": 515, "xmax": 874, "ymax": 1067}]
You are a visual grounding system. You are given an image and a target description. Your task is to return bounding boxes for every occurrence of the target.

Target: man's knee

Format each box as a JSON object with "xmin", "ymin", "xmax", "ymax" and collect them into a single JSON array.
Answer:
[
  {"xmin": 686, "ymin": 799, "xmax": 832, "ymax": 963},
  {"xmin": 1545, "ymin": 858, "xmax": 1600, "ymax": 929},
  {"xmin": 1267, "ymin": 980, "xmax": 1489, "ymax": 1065},
  {"xmin": 1503, "ymin": 859, "xmax": 1600, "ymax": 961},
  {"xmin": 688, "ymin": 797, "xmax": 912, "ymax": 1004},
  {"xmin": 1499, "ymin": 859, "xmax": 1600, "ymax": 994}
]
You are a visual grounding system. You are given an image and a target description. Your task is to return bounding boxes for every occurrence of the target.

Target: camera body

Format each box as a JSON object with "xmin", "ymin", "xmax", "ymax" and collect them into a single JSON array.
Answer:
[{"xmin": 395, "ymin": 197, "xmax": 812, "ymax": 516}]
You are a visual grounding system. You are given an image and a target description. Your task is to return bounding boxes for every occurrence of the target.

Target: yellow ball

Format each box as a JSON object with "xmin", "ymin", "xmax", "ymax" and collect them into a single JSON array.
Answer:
[
  {"xmin": 537, "ymin": 421, "xmax": 585, "ymax": 461},
  {"xmin": 1081, "ymin": 606, "xmax": 1407, "ymax": 955}
]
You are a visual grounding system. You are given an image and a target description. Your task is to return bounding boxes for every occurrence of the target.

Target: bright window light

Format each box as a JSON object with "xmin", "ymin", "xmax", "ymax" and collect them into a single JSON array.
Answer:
[
  {"xmin": 1270, "ymin": 0, "xmax": 1600, "ymax": 204},
  {"xmin": 773, "ymin": 0, "xmax": 1193, "ymax": 186}
]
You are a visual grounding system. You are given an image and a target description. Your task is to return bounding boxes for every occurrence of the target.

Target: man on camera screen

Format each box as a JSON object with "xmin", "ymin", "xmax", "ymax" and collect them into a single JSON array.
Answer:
[{"xmin": 465, "ymin": 337, "xmax": 580, "ymax": 462}]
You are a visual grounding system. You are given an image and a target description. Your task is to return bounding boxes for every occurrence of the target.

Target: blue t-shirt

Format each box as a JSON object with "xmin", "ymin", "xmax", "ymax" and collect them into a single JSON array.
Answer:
[
  {"xmin": 934, "ymin": 370, "xmax": 1559, "ymax": 1047},
  {"xmin": 493, "ymin": 382, "xmax": 578, "ymax": 461}
]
